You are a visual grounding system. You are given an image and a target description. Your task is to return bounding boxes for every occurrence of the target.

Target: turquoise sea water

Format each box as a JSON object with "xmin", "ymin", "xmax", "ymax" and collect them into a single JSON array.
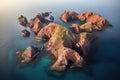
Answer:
[{"xmin": 0, "ymin": 0, "xmax": 120, "ymax": 80}]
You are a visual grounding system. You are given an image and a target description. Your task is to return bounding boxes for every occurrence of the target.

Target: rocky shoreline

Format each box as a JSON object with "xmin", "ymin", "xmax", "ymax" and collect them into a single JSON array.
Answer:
[{"xmin": 17, "ymin": 11, "xmax": 112, "ymax": 71}]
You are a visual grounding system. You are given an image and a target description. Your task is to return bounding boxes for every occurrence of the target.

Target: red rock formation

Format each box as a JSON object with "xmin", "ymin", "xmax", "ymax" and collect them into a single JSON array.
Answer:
[
  {"xmin": 27, "ymin": 13, "xmax": 55, "ymax": 34},
  {"xmin": 78, "ymin": 11, "xmax": 110, "ymax": 28},
  {"xmin": 19, "ymin": 46, "xmax": 40, "ymax": 63},
  {"xmin": 50, "ymin": 47, "xmax": 84, "ymax": 71},
  {"xmin": 80, "ymin": 22, "xmax": 100, "ymax": 32},
  {"xmin": 31, "ymin": 18, "xmax": 44, "ymax": 34},
  {"xmin": 27, "ymin": 14, "xmax": 46, "ymax": 34},
  {"xmin": 60, "ymin": 11, "xmax": 78, "ymax": 23},
  {"xmin": 61, "ymin": 11, "xmax": 112, "ymax": 33},
  {"xmin": 35, "ymin": 23, "xmax": 89, "ymax": 71},
  {"xmin": 35, "ymin": 23, "xmax": 59, "ymax": 41}
]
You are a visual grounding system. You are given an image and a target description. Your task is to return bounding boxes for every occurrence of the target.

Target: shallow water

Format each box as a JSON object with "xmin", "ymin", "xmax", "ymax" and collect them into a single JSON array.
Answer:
[{"xmin": 0, "ymin": 0, "xmax": 120, "ymax": 80}]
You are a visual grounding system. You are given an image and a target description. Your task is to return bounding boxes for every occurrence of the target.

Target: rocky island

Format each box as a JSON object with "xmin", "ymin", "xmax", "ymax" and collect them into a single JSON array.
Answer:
[
  {"xmin": 61, "ymin": 11, "xmax": 112, "ymax": 33},
  {"xmin": 17, "ymin": 11, "xmax": 112, "ymax": 71}
]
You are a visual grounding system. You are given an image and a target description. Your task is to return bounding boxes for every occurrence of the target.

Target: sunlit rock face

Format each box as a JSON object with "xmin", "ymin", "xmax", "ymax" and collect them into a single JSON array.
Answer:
[
  {"xmin": 35, "ymin": 23, "xmax": 96, "ymax": 71},
  {"xmin": 61, "ymin": 11, "xmax": 112, "ymax": 33},
  {"xmin": 17, "ymin": 46, "xmax": 40, "ymax": 63}
]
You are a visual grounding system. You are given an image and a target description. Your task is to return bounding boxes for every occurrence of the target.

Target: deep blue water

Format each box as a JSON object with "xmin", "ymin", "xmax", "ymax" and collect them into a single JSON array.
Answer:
[{"xmin": 0, "ymin": 0, "xmax": 120, "ymax": 80}]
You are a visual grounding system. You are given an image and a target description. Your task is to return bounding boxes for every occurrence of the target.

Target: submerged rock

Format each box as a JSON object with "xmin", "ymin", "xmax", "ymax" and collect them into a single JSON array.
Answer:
[
  {"xmin": 21, "ymin": 29, "xmax": 30, "ymax": 37},
  {"xmin": 19, "ymin": 46, "xmax": 40, "ymax": 63},
  {"xmin": 18, "ymin": 15, "xmax": 28, "ymax": 26}
]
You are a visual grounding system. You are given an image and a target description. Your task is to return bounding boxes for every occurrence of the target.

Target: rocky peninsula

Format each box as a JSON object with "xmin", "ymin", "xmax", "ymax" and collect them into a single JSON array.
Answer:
[{"xmin": 17, "ymin": 11, "xmax": 112, "ymax": 71}]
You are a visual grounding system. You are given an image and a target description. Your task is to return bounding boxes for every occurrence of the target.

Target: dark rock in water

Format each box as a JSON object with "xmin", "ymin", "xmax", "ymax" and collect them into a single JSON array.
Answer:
[
  {"xmin": 49, "ymin": 15, "xmax": 54, "ymax": 21},
  {"xmin": 19, "ymin": 46, "xmax": 40, "ymax": 63},
  {"xmin": 21, "ymin": 29, "xmax": 30, "ymax": 37},
  {"xmin": 18, "ymin": 15, "xmax": 28, "ymax": 26},
  {"xmin": 43, "ymin": 12, "xmax": 50, "ymax": 17}
]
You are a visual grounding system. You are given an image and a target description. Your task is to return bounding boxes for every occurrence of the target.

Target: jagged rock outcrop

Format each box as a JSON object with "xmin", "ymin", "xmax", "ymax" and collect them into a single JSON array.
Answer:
[
  {"xmin": 61, "ymin": 11, "xmax": 112, "ymax": 33},
  {"xmin": 18, "ymin": 15, "xmax": 28, "ymax": 26},
  {"xmin": 77, "ymin": 11, "xmax": 110, "ymax": 27},
  {"xmin": 60, "ymin": 11, "xmax": 78, "ymax": 23},
  {"xmin": 27, "ymin": 14, "xmax": 46, "ymax": 34},
  {"xmin": 35, "ymin": 23, "xmax": 94, "ymax": 71},
  {"xmin": 50, "ymin": 47, "xmax": 84, "ymax": 71},
  {"xmin": 21, "ymin": 29, "xmax": 30, "ymax": 37},
  {"xmin": 18, "ymin": 46, "xmax": 40, "ymax": 63},
  {"xmin": 18, "ymin": 12, "xmax": 54, "ymax": 34},
  {"xmin": 27, "ymin": 13, "xmax": 54, "ymax": 34},
  {"xmin": 71, "ymin": 22, "xmax": 100, "ymax": 33}
]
